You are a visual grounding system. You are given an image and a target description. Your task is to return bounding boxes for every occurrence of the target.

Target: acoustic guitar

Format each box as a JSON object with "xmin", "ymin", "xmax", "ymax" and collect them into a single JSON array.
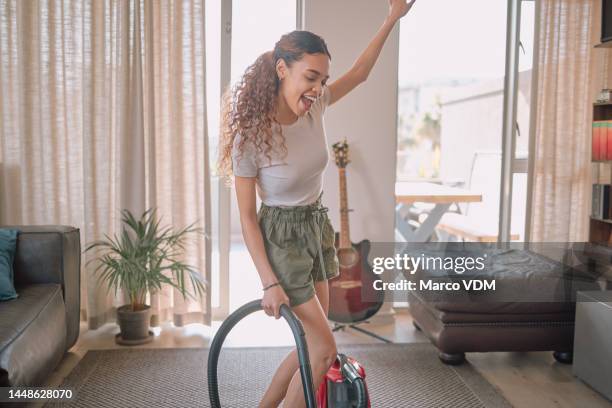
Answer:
[{"xmin": 328, "ymin": 139, "xmax": 384, "ymax": 324}]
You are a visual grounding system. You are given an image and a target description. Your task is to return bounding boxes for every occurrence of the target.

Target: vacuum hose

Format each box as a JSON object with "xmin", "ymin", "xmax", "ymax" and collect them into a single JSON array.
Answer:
[
  {"xmin": 354, "ymin": 379, "xmax": 367, "ymax": 408},
  {"xmin": 207, "ymin": 299, "xmax": 317, "ymax": 408}
]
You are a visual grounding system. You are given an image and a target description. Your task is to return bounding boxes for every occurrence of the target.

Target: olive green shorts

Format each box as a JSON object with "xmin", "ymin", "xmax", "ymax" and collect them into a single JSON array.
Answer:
[{"xmin": 258, "ymin": 194, "xmax": 340, "ymax": 307}]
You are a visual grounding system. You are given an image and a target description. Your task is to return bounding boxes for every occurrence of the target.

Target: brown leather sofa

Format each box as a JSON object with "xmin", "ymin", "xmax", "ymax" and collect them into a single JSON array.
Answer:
[
  {"xmin": 407, "ymin": 245, "xmax": 603, "ymax": 365},
  {"xmin": 0, "ymin": 226, "xmax": 80, "ymax": 386}
]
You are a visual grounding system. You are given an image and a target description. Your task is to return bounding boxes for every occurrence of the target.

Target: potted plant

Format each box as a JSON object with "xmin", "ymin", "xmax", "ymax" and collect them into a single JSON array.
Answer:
[{"xmin": 85, "ymin": 208, "xmax": 207, "ymax": 345}]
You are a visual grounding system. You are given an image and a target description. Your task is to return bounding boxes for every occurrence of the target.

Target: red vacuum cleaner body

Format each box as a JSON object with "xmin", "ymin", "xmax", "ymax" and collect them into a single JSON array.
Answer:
[
  {"xmin": 208, "ymin": 300, "xmax": 370, "ymax": 408},
  {"xmin": 316, "ymin": 354, "xmax": 371, "ymax": 407}
]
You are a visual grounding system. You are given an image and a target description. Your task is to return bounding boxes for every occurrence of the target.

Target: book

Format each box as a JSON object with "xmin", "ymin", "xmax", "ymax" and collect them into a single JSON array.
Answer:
[
  {"xmin": 607, "ymin": 120, "xmax": 612, "ymax": 161},
  {"xmin": 592, "ymin": 184, "xmax": 611, "ymax": 219},
  {"xmin": 601, "ymin": 121, "xmax": 608, "ymax": 161},
  {"xmin": 593, "ymin": 184, "xmax": 600, "ymax": 218},
  {"xmin": 593, "ymin": 121, "xmax": 603, "ymax": 160}
]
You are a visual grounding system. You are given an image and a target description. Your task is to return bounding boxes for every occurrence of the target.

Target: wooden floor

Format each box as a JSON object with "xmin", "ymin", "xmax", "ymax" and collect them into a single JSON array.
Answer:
[{"xmin": 38, "ymin": 309, "xmax": 611, "ymax": 408}]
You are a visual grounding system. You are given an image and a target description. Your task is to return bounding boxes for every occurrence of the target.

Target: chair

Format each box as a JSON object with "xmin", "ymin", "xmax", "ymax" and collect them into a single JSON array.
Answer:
[{"xmin": 433, "ymin": 151, "xmax": 520, "ymax": 242}]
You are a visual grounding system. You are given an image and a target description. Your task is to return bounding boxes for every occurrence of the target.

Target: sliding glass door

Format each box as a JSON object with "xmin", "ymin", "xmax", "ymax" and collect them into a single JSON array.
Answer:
[
  {"xmin": 208, "ymin": 0, "xmax": 297, "ymax": 318},
  {"xmin": 395, "ymin": 0, "xmax": 536, "ymax": 244}
]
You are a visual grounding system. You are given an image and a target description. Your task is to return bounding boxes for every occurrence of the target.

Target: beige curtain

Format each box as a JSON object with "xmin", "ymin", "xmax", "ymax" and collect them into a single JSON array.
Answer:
[
  {"xmin": 530, "ymin": 0, "xmax": 612, "ymax": 242},
  {"xmin": 0, "ymin": 0, "xmax": 211, "ymax": 329}
]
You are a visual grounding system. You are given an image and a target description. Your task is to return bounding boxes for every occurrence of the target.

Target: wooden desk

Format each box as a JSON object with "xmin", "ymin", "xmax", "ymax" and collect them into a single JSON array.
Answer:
[
  {"xmin": 395, "ymin": 182, "xmax": 482, "ymax": 242},
  {"xmin": 396, "ymin": 182, "xmax": 482, "ymax": 204}
]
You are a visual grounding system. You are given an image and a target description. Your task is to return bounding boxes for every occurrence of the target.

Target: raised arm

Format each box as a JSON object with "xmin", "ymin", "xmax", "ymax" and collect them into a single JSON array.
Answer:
[{"xmin": 328, "ymin": 0, "xmax": 416, "ymax": 106}]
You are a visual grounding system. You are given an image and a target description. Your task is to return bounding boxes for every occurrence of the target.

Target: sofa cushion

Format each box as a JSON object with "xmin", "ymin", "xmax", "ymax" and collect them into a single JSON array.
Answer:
[
  {"xmin": 0, "ymin": 283, "xmax": 67, "ymax": 386},
  {"xmin": 0, "ymin": 284, "xmax": 63, "ymax": 350},
  {"xmin": 0, "ymin": 229, "xmax": 18, "ymax": 301}
]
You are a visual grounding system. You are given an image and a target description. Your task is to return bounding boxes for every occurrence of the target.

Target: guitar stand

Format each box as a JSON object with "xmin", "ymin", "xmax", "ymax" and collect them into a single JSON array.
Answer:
[{"xmin": 331, "ymin": 321, "xmax": 393, "ymax": 344}]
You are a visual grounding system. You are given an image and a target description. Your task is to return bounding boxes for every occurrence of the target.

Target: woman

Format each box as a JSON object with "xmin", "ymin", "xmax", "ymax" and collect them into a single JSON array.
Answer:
[{"xmin": 218, "ymin": 1, "xmax": 416, "ymax": 406}]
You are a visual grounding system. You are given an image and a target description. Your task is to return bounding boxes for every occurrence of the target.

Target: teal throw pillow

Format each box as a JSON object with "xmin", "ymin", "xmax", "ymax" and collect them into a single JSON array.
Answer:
[{"xmin": 0, "ymin": 229, "xmax": 19, "ymax": 301}]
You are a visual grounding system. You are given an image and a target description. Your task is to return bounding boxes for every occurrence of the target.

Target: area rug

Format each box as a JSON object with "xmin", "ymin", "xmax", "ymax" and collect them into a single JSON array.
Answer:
[{"xmin": 44, "ymin": 343, "xmax": 511, "ymax": 407}]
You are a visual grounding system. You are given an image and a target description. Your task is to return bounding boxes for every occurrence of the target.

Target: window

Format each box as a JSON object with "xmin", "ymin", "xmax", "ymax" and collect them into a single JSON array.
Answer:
[
  {"xmin": 397, "ymin": 0, "xmax": 507, "ymax": 183},
  {"xmin": 396, "ymin": 0, "xmax": 536, "ymax": 243},
  {"xmin": 205, "ymin": 0, "xmax": 222, "ymax": 310},
  {"xmin": 228, "ymin": 0, "xmax": 297, "ymax": 312}
]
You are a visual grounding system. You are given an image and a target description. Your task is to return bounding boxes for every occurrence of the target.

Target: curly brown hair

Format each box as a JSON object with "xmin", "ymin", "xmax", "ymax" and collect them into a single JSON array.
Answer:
[{"xmin": 217, "ymin": 31, "xmax": 331, "ymax": 180}]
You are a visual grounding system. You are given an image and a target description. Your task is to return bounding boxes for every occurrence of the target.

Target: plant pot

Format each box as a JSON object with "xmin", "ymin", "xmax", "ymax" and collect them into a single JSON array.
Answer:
[{"xmin": 116, "ymin": 304, "xmax": 152, "ymax": 344}]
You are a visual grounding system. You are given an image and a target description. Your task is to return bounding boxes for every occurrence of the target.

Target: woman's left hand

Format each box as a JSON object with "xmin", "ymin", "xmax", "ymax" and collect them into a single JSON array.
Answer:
[{"xmin": 388, "ymin": 0, "xmax": 417, "ymax": 22}]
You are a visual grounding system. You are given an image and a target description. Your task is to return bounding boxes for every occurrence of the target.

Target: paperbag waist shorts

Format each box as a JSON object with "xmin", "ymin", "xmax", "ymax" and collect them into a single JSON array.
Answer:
[{"xmin": 257, "ymin": 193, "xmax": 340, "ymax": 307}]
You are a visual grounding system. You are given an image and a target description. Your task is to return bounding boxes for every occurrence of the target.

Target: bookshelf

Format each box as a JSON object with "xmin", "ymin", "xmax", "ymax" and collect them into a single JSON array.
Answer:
[
  {"xmin": 591, "ymin": 216, "xmax": 612, "ymax": 225},
  {"xmin": 590, "ymin": 102, "xmax": 612, "ymax": 243}
]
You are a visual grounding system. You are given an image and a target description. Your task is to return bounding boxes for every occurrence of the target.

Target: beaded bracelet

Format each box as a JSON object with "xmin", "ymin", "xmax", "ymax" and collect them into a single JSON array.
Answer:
[{"xmin": 262, "ymin": 282, "xmax": 281, "ymax": 291}]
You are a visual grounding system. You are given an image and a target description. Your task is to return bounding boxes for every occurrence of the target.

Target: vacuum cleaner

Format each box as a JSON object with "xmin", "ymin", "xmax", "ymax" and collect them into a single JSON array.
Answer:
[{"xmin": 207, "ymin": 299, "xmax": 370, "ymax": 408}]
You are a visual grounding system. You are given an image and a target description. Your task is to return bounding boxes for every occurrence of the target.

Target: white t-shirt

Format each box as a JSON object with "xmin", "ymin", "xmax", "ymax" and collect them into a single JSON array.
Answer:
[{"xmin": 232, "ymin": 87, "xmax": 331, "ymax": 207}]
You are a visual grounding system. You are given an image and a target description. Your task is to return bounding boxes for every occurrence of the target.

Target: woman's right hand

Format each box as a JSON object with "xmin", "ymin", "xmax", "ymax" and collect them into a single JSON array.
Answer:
[{"xmin": 261, "ymin": 284, "xmax": 290, "ymax": 319}]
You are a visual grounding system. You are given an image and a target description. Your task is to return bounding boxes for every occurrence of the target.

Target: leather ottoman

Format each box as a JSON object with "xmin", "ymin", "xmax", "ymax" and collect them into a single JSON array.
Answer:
[{"xmin": 407, "ymin": 245, "xmax": 602, "ymax": 365}]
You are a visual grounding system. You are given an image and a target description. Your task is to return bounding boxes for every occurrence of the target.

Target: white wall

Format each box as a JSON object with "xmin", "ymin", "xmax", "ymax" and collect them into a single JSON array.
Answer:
[{"xmin": 304, "ymin": 0, "xmax": 399, "ymax": 243}]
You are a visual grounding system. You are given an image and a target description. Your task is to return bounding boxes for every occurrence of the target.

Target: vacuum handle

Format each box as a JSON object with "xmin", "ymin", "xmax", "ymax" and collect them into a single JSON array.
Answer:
[{"xmin": 207, "ymin": 300, "xmax": 317, "ymax": 408}]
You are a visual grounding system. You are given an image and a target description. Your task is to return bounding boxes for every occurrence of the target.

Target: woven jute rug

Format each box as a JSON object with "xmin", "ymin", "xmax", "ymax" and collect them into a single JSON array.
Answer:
[{"xmin": 44, "ymin": 343, "xmax": 511, "ymax": 407}]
